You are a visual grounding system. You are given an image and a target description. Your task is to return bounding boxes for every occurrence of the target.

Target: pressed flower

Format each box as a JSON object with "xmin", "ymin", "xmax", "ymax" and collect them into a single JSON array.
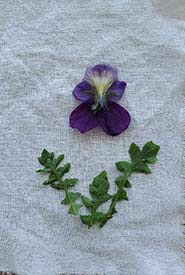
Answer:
[{"xmin": 70, "ymin": 64, "xmax": 131, "ymax": 136}]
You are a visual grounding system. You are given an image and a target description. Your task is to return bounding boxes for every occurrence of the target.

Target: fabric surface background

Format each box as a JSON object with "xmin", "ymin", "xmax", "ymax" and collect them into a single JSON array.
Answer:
[{"xmin": 0, "ymin": 1, "xmax": 185, "ymax": 275}]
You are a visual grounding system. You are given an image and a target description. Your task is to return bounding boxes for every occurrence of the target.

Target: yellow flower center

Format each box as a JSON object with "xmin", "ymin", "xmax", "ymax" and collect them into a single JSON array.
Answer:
[{"xmin": 91, "ymin": 71, "xmax": 114, "ymax": 97}]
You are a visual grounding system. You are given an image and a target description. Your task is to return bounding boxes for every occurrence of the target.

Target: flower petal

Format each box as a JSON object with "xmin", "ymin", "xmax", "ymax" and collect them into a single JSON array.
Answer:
[
  {"xmin": 91, "ymin": 64, "xmax": 118, "ymax": 77},
  {"xmin": 84, "ymin": 64, "xmax": 118, "ymax": 97},
  {"xmin": 106, "ymin": 80, "xmax": 127, "ymax": 101},
  {"xmin": 70, "ymin": 101, "xmax": 98, "ymax": 133},
  {"xmin": 97, "ymin": 102, "xmax": 131, "ymax": 136},
  {"xmin": 73, "ymin": 81, "xmax": 94, "ymax": 102}
]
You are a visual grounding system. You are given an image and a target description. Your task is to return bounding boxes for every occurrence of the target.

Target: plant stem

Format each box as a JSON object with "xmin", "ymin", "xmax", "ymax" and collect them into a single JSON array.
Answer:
[
  {"xmin": 49, "ymin": 164, "xmax": 77, "ymax": 214},
  {"xmin": 90, "ymin": 207, "xmax": 96, "ymax": 228},
  {"xmin": 100, "ymin": 171, "xmax": 130, "ymax": 227}
]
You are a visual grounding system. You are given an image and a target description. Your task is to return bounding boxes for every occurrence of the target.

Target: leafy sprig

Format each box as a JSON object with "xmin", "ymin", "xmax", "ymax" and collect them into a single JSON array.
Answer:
[
  {"xmin": 102, "ymin": 141, "xmax": 160, "ymax": 227},
  {"xmin": 37, "ymin": 141, "xmax": 160, "ymax": 228},
  {"xmin": 80, "ymin": 171, "xmax": 112, "ymax": 228},
  {"xmin": 37, "ymin": 149, "xmax": 82, "ymax": 216}
]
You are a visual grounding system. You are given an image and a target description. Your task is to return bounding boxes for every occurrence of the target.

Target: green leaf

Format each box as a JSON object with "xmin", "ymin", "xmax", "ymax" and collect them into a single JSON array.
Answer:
[
  {"xmin": 144, "ymin": 157, "xmax": 157, "ymax": 164},
  {"xmin": 116, "ymin": 161, "xmax": 132, "ymax": 173},
  {"xmin": 43, "ymin": 175, "xmax": 57, "ymax": 185},
  {"xmin": 36, "ymin": 168, "xmax": 52, "ymax": 173},
  {"xmin": 54, "ymin": 154, "xmax": 64, "ymax": 167},
  {"xmin": 128, "ymin": 142, "xmax": 160, "ymax": 174},
  {"xmin": 57, "ymin": 163, "xmax": 71, "ymax": 177},
  {"xmin": 117, "ymin": 189, "xmax": 128, "ymax": 201},
  {"xmin": 68, "ymin": 204, "xmax": 82, "ymax": 216},
  {"xmin": 132, "ymin": 163, "xmax": 151, "ymax": 174},
  {"xmin": 50, "ymin": 183, "xmax": 64, "ymax": 190},
  {"xmin": 115, "ymin": 175, "xmax": 125, "ymax": 188},
  {"xmin": 62, "ymin": 178, "xmax": 78, "ymax": 188},
  {"xmin": 38, "ymin": 149, "xmax": 55, "ymax": 166},
  {"xmin": 89, "ymin": 171, "xmax": 109, "ymax": 199},
  {"xmin": 81, "ymin": 195, "xmax": 94, "ymax": 209},
  {"xmin": 80, "ymin": 215, "xmax": 92, "ymax": 226},
  {"xmin": 49, "ymin": 152, "xmax": 54, "ymax": 161},
  {"xmin": 93, "ymin": 193, "xmax": 112, "ymax": 207},
  {"xmin": 124, "ymin": 180, "xmax": 132, "ymax": 188},
  {"xmin": 94, "ymin": 212, "xmax": 107, "ymax": 223},
  {"xmin": 61, "ymin": 192, "xmax": 81, "ymax": 205},
  {"xmin": 38, "ymin": 149, "xmax": 50, "ymax": 165},
  {"xmin": 129, "ymin": 143, "xmax": 141, "ymax": 163},
  {"xmin": 141, "ymin": 141, "xmax": 160, "ymax": 163},
  {"xmin": 129, "ymin": 141, "xmax": 160, "ymax": 165},
  {"xmin": 115, "ymin": 176, "xmax": 132, "ymax": 189}
]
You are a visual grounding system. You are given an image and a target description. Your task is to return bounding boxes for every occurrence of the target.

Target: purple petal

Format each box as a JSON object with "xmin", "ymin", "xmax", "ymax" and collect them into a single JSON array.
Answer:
[
  {"xmin": 106, "ymin": 80, "xmax": 127, "ymax": 101},
  {"xmin": 70, "ymin": 101, "xmax": 98, "ymax": 133},
  {"xmin": 73, "ymin": 81, "xmax": 94, "ymax": 102},
  {"xmin": 84, "ymin": 64, "xmax": 118, "ymax": 90},
  {"xmin": 97, "ymin": 102, "xmax": 131, "ymax": 136},
  {"xmin": 92, "ymin": 64, "xmax": 118, "ymax": 77}
]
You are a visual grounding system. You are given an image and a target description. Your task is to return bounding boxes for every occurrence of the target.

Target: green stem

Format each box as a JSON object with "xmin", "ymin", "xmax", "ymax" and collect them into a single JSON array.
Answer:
[
  {"xmin": 90, "ymin": 207, "xmax": 96, "ymax": 228},
  {"xmin": 100, "ymin": 171, "xmax": 130, "ymax": 227},
  {"xmin": 89, "ymin": 196, "xmax": 112, "ymax": 228},
  {"xmin": 64, "ymin": 187, "xmax": 79, "ymax": 215},
  {"xmin": 49, "ymin": 165, "xmax": 77, "ymax": 215}
]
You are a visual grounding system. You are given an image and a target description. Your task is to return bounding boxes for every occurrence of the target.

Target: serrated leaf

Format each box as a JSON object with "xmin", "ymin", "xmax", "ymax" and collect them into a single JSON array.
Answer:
[
  {"xmin": 92, "ymin": 171, "xmax": 108, "ymax": 187},
  {"xmin": 54, "ymin": 154, "xmax": 64, "ymax": 167},
  {"xmin": 80, "ymin": 215, "xmax": 92, "ymax": 226},
  {"xmin": 115, "ymin": 175, "xmax": 125, "ymax": 188},
  {"xmin": 36, "ymin": 168, "xmax": 52, "ymax": 173},
  {"xmin": 50, "ymin": 183, "xmax": 64, "ymax": 190},
  {"xmin": 43, "ymin": 175, "xmax": 57, "ymax": 185},
  {"xmin": 116, "ymin": 161, "xmax": 132, "ymax": 173},
  {"xmin": 132, "ymin": 162, "xmax": 151, "ymax": 174},
  {"xmin": 144, "ymin": 157, "xmax": 157, "ymax": 164},
  {"xmin": 68, "ymin": 204, "xmax": 82, "ymax": 216},
  {"xmin": 38, "ymin": 149, "xmax": 50, "ymax": 165},
  {"xmin": 81, "ymin": 195, "xmax": 94, "ymax": 209},
  {"xmin": 89, "ymin": 171, "xmax": 109, "ymax": 199},
  {"xmin": 128, "ymin": 142, "xmax": 160, "ymax": 174},
  {"xmin": 62, "ymin": 178, "xmax": 78, "ymax": 188},
  {"xmin": 129, "ymin": 143, "xmax": 141, "ymax": 163},
  {"xmin": 141, "ymin": 141, "xmax": 160, "ymax": 163},
  {"xmin": 93, "ymin": 193, "xmax": 112, "ymax": 207},
  {"xmin": 57, "ymin": 163, "xmax": 71, "ymax": 177},
  {"xmin": 94, "ymin": 212, "xmax": 107, "ymax": 223},
  {"xmin": 50, "ymin": 152, "xmax": 55, "ymax": 161},
  {"xmin": 115, "ymin": 176, "xmax": 132, "ymax": 189},
  {"xmin": 61, "ymin": 192, "xmax": 81, "ymax": 205},
  {"xmin": 117, "ymin": 189, "xmax": 128, "ymax": 201},
  {"xmin": 38, "ymin": 149, "xmax": 55, "ymax": 166},
  {"xmin": 124, "ymin": 180, "xmax": 132, "ymax": 188}
]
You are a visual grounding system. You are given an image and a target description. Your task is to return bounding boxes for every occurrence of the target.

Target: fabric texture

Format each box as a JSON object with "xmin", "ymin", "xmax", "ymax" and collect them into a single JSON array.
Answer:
[{"xmin": 0, "ymin": 1, "xmax": 185, "ymax": 275}]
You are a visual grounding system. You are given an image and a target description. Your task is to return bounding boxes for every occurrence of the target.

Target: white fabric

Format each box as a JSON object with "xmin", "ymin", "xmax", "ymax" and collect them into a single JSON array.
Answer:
[{"xmin": 0, "ymin": 1, "xmax": 185, "ymax": 275}]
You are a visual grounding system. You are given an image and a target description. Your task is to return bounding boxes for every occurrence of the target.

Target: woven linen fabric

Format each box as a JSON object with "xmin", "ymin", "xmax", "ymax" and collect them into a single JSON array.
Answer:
[{"xmin": 0, "ymin": 1, "xmax": 185, "ymax": 275}]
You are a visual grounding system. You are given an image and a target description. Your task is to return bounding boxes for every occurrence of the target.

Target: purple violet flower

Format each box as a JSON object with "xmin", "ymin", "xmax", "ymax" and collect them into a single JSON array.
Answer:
[{"xmin": 70, "ymin": 64, "xmax": 131, "ymax": 136}]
